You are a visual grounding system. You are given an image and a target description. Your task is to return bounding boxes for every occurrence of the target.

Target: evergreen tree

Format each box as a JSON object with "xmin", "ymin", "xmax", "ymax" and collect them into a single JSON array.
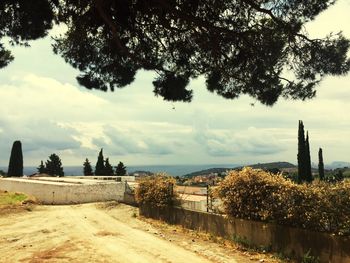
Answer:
[
  {"xmin": 95, "ymin": 148, "xmax": 105, "ymax": 176},
  {"xmin": 7, "ymin": 140, "xmax": 23, "ymax": 177},
  {"xmin": 104, "ymin": 158, "xmax": 114, "ymax": 175},
  {"xmin": 305, "ymin": 132, "xmax": 313, "ymax": 182},
  {"xmin": 297, "ymin": 121, "xmax": 306, "ymax": 183},
  {"xmin": 45, "ymin": 153, "xmax": 64, "ymax": 177},
  {"xmin": 115, "ymin": 161, "xmax": 127, "ymax": 176},
  {"xmin": 83, "ymin": 158, "xmax": 93, "ymax": 176},
  {"xmin": 318, "ymin": 148, "xmax": 325, "ymax": 181},
  {"xmin": 37, "ymin": 160, "xmax": 46, "ymax": 174},
  {"xmin": 297, "ymin": 121, "xmax": 313, "ymax": 183}
]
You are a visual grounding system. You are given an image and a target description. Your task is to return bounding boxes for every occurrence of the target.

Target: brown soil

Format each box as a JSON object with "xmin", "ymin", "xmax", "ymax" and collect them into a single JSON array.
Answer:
[
  {"xmin": 0, "ymin": 203, "xmax": 285, "ymax": 263},
  {"xmin": 0, "ymin": 203, "xmax": 35, "ymax": 217}
]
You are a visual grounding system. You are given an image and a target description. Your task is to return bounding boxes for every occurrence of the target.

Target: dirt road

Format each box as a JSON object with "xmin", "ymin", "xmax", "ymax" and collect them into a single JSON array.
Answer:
[{"xmin": 0, "ymin": 203, "xmax": 273, "ymax": 263}]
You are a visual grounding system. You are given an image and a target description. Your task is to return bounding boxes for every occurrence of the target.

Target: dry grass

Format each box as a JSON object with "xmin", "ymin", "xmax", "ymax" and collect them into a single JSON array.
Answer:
[
  {"xmin": 0, "ymin": 190, "xmax": 36, "ymax": 216},
  {"xmin": 0, "ymin": 191, "xmax": 27, "ymax": 205}
]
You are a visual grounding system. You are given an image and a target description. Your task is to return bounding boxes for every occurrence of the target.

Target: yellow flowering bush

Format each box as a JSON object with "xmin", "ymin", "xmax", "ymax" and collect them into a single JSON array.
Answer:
[
  {"xmin": 135, "ymin": 173, "xmax": 178, "ymax": 208},
  {"xmin": 215, "ymin": 167, "xmax": 350, "ymax": 235}
]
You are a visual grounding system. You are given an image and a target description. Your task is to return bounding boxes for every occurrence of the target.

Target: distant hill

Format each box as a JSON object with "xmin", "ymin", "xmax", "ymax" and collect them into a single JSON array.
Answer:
[
  {"xmin": 326, "ymin": 161, "xmax": 350, "ymax": 169},
  {"xmin": 183, "ymin": 162, "xmax": 296, "ymax": 178},
  {"xmin": 239, "ymin": 161, "xmax": 296, "ymax": 170},
  {"xmin": 183, "ymin": 167, "xmax": 234, "ymax": 178}
]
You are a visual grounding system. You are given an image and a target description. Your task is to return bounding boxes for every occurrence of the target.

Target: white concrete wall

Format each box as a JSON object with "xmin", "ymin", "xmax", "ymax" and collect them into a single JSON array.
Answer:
[
  {"xmin": 67, "ymin": 176, "xmax": 136, "ymax": 182},
  {"xmin": 180, "ymin": 199, "xmax": 207, "ymax": 212},
  {"xmin": 0, "ymin": 178, "xmax": 125, "ymax": 205}
]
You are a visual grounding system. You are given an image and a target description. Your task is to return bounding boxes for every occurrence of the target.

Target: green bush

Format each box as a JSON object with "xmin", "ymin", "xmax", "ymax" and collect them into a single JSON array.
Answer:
[
  {"xmin": 215, "ymin": 167, "xmax": 350, "ymax": 235},
  {"xmin": 135, "ymin": 174, "xmax": 178, "ymax": 208}
]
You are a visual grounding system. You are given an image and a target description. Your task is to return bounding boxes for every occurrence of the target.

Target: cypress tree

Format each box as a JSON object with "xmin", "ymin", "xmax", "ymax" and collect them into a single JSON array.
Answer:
[
  {"xmin": 305, "ymin": 132, "xmax": 312, "ymax": 182},
  {"xmin": 37, "ymin": 160, "xmax": 46, "ymax": 174},
  {"xmin": 7, "ymin": 140, "xmax": 23, "ymax": 177},
  {"xmin": 115, "ymin": 161, "xmax": 127, "ymax": 176},
  {"xmin": 318, "ymin": 148, "xmax": 325, "ymax": 181},
  {"xmin": 45, "ymin": 153, "xmax": 64, "ymax": 177},
  {"xmin": 95, "ymin": 149, "xmax": 105, "ymax": 175},
  {"xmin": 83, "ymin": 158, "xmax": 93, "ymax": 176},
  {"xmin": 104, "ymin": 158, "xmax": 114, "ymax": 175},
  {"xmin": 297, "ymin": 121, "xmax": 306, "ymax": 183}
]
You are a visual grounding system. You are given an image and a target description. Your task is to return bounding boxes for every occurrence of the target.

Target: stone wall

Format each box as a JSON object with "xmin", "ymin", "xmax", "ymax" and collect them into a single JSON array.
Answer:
[
  {"xmin": 0, "ymin": 178, "xmax": 125, "ymax": 204},
  {"xmin": 140, "ymin": 205, "xmax": 350, "ymax": 263},
  {"xmin": 66, "ymin": 175, "xmax": 136, "ymax": 182}
]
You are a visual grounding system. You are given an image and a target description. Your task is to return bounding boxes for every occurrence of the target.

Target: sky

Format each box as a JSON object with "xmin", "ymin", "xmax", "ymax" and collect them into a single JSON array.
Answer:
[{"xmin": 0, "ymin": 0, "xmax": 349, "ymax": 167}]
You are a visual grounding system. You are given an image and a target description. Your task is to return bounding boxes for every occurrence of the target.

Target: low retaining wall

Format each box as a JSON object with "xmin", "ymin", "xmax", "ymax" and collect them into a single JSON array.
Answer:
[
  {"xmin": 0, "ymin": 178, "xmax": 125, "ymax": 204},
  {"xmin": 68, "ymin": 175, "xmax": 136, "ymax": 182},
  {"xmin": 181, "ymin": 199, "xmax": 207, "ymax": 212},
  {"xmin": 140, "ymin": 205, "xmax": 350, "ymax": 263}
]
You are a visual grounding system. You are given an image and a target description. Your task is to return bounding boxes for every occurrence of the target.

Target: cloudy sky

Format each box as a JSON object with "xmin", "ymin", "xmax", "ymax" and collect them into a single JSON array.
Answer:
[{"xmin": 0, "ymin": 1, "xmax": 349, "ymax": 167}]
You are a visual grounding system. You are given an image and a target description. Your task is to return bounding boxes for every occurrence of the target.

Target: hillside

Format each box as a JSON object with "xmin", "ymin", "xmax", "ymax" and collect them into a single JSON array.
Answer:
[
  {"xmin": 183, "ymin": 168, "xmax": 233, "ymax": 178},
  {"xmin": 240, "ymin": 161, "xmax": 296, "ymax": 170},
  {"xmin": 183, "ymin": 162, "xmax": 296, "ymax": 178},
  {"xmin": 326, "ymin": 161, "xmax": 350, "ymax": 169}
]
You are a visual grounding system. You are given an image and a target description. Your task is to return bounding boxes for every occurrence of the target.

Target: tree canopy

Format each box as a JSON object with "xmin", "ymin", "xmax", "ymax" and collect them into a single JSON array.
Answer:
[
  {"xmin": 95, "ymin": 148, "xmax": 105, "ymax": 175},
  {"xmin": 104, "ymin": 158, "xmax": 114, "ymax": 175},
  {"xmin": 318, "ymin": 148, "xmax": 325, "ymax": 181},
  {"xmin": 115, "ymin": 161, "xmax": 127, "ymax": 176},
  {"xmin": 297, "ymin": 121, "xmax": 312, "ymax": 183},
  {"xmin": 37, "ymin": 160, "xmax": 46, "ymax": 174},
  {"xmin": 45, "ymin": 153, "xmax": 64, "ymax": 176},
  {"xmin": 83, "ymin": 158, "xmax": 93, "ymax": 176},
  {"xmin": 7, "ymin": 140, "xmax": 23, "ymax": 177},
  {"xmin": 1, "ymin": 0, "xmax": 349, "ymax": 105},
  {"xmin": 0, "ymin": 0, "xmax": 56, "ymax": 68}
]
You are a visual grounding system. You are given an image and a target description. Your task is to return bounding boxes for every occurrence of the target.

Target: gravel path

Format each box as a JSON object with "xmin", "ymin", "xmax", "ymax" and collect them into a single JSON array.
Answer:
[{"xmin": 0, "ymin": 203, "xmax": 269, "ymax": 263}]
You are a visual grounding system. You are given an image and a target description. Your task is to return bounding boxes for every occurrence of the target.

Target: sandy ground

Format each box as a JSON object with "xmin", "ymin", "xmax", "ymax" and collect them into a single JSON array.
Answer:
[{"xmin": 0, "ymin": 203, "xmax": 281, "ymax": 263}]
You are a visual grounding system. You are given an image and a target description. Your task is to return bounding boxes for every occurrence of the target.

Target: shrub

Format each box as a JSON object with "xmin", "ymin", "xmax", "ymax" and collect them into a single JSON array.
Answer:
[
  {"xmin": 215, "ymin": 167, "xmax": 350, "ymax": 235},
  {"xmin": 135, "ymin": 174, "xmax": 178, "ymax": 208}
]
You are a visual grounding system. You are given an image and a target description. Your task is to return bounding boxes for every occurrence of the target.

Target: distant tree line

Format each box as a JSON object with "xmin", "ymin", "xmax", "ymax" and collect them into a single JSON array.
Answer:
[
  {"xmin": 83, "ymin": 148, "xmax": 127, "ymax": 176},
  {"xmin": 37, "ymin": 153, "xmax": 64, "ymax": 177},
  {"xmin": 4, "ymin": 140, "xmax": 126, "ymax": 177}
]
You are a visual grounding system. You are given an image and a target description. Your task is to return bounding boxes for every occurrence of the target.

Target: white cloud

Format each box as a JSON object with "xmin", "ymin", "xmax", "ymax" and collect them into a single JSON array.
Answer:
[
  {"xmin": 0, "ymin": 74, "xmax": 108, "ymax": 122},
  {"xmin": 193, "ymin": 126, "xmax": 287, "ymax": 157}
]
